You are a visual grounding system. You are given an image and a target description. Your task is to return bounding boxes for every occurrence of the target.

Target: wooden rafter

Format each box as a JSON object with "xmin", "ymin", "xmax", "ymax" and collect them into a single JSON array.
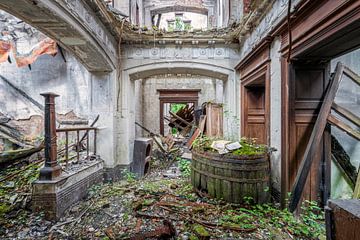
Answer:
[
  {"xmin": 331, "ymin": 103, "xmax": 360, "ymax": 127},
  {"xmin": 327, "ymin": 114, "xmax": 360, "ymax": 141},
  {"xmin": 344, "ymin": 66, "xmax": 360, "ymax": 87}
]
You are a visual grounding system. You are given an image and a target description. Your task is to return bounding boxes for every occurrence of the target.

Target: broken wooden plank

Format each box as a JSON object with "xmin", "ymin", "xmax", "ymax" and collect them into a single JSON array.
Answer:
[
  {"xmin": 288, "ymin": 62, "xmax": 344, "ymax": 212},
  {"xmin": 332, "ymin": 155, "xmax": 355, "ymax": 190},
  {"xmin": 186, "ymin": 128, "xmax": 201, "ymax": 149},
  {"xmin": 331, "ymin": 135, "xmax": 357, "ymax": 189},
  {"xmin": 135, "ymin": 122, "xmax": 161, "ymax": 137},
  {"xmin": 344, "ymin": 65, "xmax": 360, "ymax": 87},
  {"xmin": 353, "ymin": 167, "xmax": 360, "ymax": 198},
  {"xmin": 331, "ymin": 102, "xmax": 360, "ymax": 127},
  {"xmin": 327, "ymin": 114, "xmax": 360, "ymax": 141},
  {"xmin": 169, "ymin": 111, "xmax": 192, "ymax": 127},
  {"xmin": 164, "ymin": 116, "xmax": 184, "ymax": 130},
  {"xmin": 180, "ymin": 125, "xmax": 192, "ymax": 136},
  {"xmin": 204, "ymin": 103, "xmax": 223, "ymax": 137},
  {"xmin": 152, "ymin": 136, "xmax": 167, "ymax": 153},
  {"xmin": 198, "ymin": 115, "xmax": 207, "ymax": 134},
  {"xmin": 0, "ymin": 145, "xmax": 43, "ymax": 164}
]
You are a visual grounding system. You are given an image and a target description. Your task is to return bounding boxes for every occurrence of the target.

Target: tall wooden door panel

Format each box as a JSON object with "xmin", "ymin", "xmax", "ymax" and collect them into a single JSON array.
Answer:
[
  {"xmin": 244, "ymin": 86, "xmax": 266, "ymax": 144},
  {"xmin": 289, "ymin": 64, "xmax": 330, "ymax": 202}
]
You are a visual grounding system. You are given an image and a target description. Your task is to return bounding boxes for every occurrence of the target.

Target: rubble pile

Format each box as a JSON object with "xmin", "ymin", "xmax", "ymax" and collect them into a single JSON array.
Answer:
[{"xmin": 0, "ymin": 157, "xmax": 325, "ymax": 239}]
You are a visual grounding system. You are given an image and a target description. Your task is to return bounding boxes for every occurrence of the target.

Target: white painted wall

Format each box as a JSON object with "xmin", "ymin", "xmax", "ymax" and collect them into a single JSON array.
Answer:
[{"xmin": 137, "ymin": 75, "xmax": 218, "ymax": 135}]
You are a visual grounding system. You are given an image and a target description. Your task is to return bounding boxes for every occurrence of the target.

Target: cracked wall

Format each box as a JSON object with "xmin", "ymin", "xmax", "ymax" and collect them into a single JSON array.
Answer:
[{"xmin": 0, "ymin": 10, "xmax": 116, "ymax": 169}]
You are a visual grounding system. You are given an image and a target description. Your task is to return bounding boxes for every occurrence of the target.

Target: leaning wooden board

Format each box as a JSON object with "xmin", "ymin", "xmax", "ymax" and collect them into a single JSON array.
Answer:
[{"xmin": 205, "ymin": 103, "xmax": 223, "ymax": 137}]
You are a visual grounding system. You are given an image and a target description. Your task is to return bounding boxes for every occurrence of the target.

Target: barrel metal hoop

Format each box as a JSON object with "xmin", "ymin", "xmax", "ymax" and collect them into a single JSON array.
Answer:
[
  {"xmin": 193, "ymin": 156, "xmax": 268, "ymax": 171},
  {"xmin": 192, "ymin": 166, "xmax": 269, "ymax": 183}
]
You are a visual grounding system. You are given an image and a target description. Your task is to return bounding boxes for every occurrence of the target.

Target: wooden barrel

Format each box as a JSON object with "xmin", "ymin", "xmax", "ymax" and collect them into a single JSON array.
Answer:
[{"xmin": 191, "ymin": 150, "xmax": 270, "ymax": 204}]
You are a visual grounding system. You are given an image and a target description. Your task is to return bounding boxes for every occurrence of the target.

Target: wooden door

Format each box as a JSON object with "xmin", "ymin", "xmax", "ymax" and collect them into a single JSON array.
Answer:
[
  {"xmin": 243, "ymin": 86, "xmax": 267, "ymax": 144},
  {"xmin": 289, "ymin": 63, "xmax": 330, "ymax": 202}
]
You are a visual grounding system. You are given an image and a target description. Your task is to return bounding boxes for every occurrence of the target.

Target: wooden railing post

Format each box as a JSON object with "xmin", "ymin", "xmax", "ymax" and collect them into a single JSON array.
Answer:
[{"xmin": 39, "ymin": 92, "xmax": 61, "ymax": 180}]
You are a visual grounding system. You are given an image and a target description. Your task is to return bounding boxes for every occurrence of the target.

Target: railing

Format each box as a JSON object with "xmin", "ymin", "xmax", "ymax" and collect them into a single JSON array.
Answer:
[
  {"xmin": 38, "ymin": 92, "xmax": 99, "ymax": 181},
  {"xmin": 56, "ymin": 127, "xmax": 97, "ymax": 168}
]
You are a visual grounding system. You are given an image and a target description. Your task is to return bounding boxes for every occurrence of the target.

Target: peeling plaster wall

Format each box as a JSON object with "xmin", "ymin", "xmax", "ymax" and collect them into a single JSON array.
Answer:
[
  {"xmin": 239, "ymin": 0, "xmax": 301, "ymax": 59},
  {"xmin": 0, "ymin": 11, "xmax": 116, "ymax": 169},
  {"xmin": 330, "ymin": 49, "xmax": 360, "ymax": 199},
  {"xmin": 0, "ymin": 51, "xmax": 116, "ymax": 167},
  {"xmin": 117, "ymin": 43, "xmax": 241, "ymax": 167},
  {"xmin": 137, "ymin": 75, "xmax": 218, "ymax": 136}
]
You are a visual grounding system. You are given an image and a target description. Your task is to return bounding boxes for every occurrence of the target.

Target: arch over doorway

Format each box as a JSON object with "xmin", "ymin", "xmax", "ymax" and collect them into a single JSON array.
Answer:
[
  {"xmin": 116, "ymin": 60, "xmax": 239, "ymax": 166},
  {"xmin": 125, "ymin": 61, "xmax": 233, "ymax": 81}
]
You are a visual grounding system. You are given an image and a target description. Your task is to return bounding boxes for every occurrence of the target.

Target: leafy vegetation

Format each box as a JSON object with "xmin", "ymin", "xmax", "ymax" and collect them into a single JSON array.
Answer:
[
  {"xmin": 175, "ymin": 17, "xmax": 184, "ymax": 31},
  {"xmin": 121, "ymin": 169, "xmax": 137, "ymax": 182},
  {"xmin": 170, "ymin": 103, "xmax": 186, "ymax": 113},
  {"xmin": 178, "ymin": 158, "xmax": 191, "ymax": 177},
  {"xmin": 219, "ymin": 198, "xmax": 325, "ymax": 239}
]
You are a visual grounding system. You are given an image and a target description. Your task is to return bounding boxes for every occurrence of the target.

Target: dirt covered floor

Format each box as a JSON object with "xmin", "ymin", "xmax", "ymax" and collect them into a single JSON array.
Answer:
[{"xmin": 0, "ymin": 155, "xmax": 325, "ymax": 240}]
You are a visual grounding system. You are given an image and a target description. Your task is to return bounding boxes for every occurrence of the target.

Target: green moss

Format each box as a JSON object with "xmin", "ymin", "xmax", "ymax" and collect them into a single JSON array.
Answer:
[
  {"xmin": 0, "ymin": 203, "xmax": 11, "ymax": 216},
  {"xmin": 193, "ymin": 224, "xmax": 210, "ymax": 237},
  {"xmin": 189, "ymin": 235, "xmax": 200, "ymax": 240},
  {"xmin": 231, "ymin": 141, "xmax": 266, "ymax": 156},
  {"xmin": 193, "ymin": 137, "xmax": 267, "ymax": 156}
]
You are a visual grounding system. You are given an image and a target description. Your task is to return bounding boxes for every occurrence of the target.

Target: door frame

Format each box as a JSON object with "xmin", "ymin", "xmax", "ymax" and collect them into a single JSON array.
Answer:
[
  {"xmin": 279, "ymin": 0, "xmax": 360, "ymax": 206},
  {"xmin": 241, "ymin": 63, "xmax": 270, "ymax": 145},
  {"xmin": 236, "ymin": 38, "xmax": 271, "ymax": 145},
  {"xmin": 157, "ymin": 89, "xmax": 200, "ymax": 135}
]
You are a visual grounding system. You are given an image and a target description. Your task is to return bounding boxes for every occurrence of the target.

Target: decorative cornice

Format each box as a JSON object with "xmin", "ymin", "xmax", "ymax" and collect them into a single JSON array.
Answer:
[{"xmin": 122, "ymin": 45, "xmax": 240, "ymax": 60}]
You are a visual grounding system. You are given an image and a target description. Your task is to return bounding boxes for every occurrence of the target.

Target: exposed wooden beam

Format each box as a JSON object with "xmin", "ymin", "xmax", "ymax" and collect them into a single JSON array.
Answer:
[
  {"xmin": 332, "ymin": 154, "xmax": 355, "ymax": 190},
  {"xmin": 328, "ymin": 114, "xmax": 360, "ymax": 141},
  {"xmin": 332, "ymin": 102, "xmax": 360, "ymax": 127},
  {"xmin": 169, "ymin": 111, "xmax": 192, "ymax": 127},
  {"xmin": 353, "ymin": 167, "xmax": 360, "ymax": 198},
  {"xmin": 331, "ymin": 134, "xmax": 357, "ymax": 189},
  {"xmin": 344, "ymin": 66, "xmax": 360, "ymax": 87}
]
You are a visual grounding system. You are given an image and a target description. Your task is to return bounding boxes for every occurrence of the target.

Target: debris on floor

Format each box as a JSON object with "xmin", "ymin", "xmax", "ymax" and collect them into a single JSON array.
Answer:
[{"xmin": 0, "ymin": 153, "xmax": 326, "ymax": 239}]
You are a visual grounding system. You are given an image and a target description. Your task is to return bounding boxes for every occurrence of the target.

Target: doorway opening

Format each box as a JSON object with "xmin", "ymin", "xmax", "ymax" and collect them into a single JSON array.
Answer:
[
  {"xmin": 163, "ymin": 103, "xmax": 195, "ymax": 137},
  {"xmin": 241, "ymin": 66, "xmax": 270, "ymax": 146},
  {"xmin": 158, "ymin": 89, "xmax": 200, "ymax": 136}
]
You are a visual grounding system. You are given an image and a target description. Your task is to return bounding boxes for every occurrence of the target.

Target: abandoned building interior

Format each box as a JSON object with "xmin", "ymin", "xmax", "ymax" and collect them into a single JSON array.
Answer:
[{"xmin": 0, "ymin": 0, "xmax": 359, "ymax": 239}]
